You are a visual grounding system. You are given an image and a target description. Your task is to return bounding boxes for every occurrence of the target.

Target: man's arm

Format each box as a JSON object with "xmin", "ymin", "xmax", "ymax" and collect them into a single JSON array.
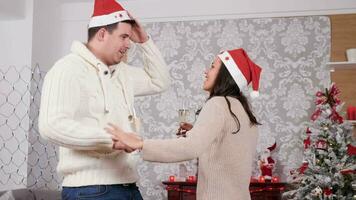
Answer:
[
  {"xmin": 38, "ymin": 64, "xmax": 113, "ymax": 150},
  {"xmin": 125, "ymin": 16, "xmax": 171, "ymax": 96},
  {"xmin": 126, "ymin": 38, "xmax": 171, "ymax": 96}
]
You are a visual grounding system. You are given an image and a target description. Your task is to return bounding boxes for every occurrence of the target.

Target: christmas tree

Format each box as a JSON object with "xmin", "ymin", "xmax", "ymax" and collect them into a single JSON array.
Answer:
[{"xmin": 284, "ymin": 83, "xmax": 356, "ymax": 200}]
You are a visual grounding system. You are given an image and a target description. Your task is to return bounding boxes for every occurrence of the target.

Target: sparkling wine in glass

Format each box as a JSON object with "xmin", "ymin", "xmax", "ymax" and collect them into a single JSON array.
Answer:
[{"xmin": 177, "ymin": 109, "xmax": 190, "ymax": 137}]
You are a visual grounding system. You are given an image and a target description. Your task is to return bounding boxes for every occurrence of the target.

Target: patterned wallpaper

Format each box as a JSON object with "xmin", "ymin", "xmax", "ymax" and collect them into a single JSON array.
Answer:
[{"xmin": 129, "ymin": 16, "xmax": 331, "ymax": 199}]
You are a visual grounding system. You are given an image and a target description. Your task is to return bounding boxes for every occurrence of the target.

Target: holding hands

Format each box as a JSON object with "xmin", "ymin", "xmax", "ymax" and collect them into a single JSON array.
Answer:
[
  {"xmin": 105, "ymin": 123, "xmax": 143, "ymax": 152},
  {"xmin": 106, "ymin": 122, "xmax": 194, "ymax": 152},
  {"xmin": 176, "ymin": 122, "xmax": 193, "ymax": 137}
]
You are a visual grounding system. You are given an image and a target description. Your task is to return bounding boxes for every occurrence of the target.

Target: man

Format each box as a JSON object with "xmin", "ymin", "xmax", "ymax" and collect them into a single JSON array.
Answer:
[{"xmin": 38, "ymin": 0, "xmax": 170, "ymax": 199}]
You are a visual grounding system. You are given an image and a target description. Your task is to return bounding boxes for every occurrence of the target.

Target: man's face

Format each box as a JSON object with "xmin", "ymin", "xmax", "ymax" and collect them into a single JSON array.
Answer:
[{"xmin": 102, "ymin": 22, "xmax": 132, "ymax": 66}]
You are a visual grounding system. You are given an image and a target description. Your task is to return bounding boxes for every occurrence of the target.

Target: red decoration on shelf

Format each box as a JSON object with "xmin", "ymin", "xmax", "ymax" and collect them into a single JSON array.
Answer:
[
  {"xmin": 271, "ymin": 176, "xmax": 279, "ymax": 183},
  {"xmin": 258, "ymin": 142, "xmax": 276, "ymax": 180},
  {"xmin": 258, "ymin": 176, "xmax": 265, "ymax": 183},
  {"xmin": 250, "ymin": 177, "xmax": 259, "ymax": 183},
  {"xmin": 186, "ymin": 176, "xmax": 196, "ymax": 182},
  {"xmin": 169, "ymin": 176, "xmax": 175, "ymax": 182}
]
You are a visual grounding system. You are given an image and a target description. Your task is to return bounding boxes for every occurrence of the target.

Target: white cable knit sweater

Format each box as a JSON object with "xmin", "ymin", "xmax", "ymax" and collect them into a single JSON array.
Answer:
[{"xmin": 38, "ymin": 38, "xmax": 170, "ymax": 187}]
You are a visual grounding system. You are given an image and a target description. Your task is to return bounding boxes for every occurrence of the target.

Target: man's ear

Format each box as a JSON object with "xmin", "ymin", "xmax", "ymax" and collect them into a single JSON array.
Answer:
[{"xmin": 96, "ymin": 28, "xmax": 107, "ymax": 41}]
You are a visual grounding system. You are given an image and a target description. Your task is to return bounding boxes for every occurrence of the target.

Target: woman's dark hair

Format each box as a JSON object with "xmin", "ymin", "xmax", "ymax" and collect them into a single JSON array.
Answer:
[
  {"xmin": 87, "ymin": 20, "xmax": 136, "ymax": 42},
  {"xmin": 207, "ymin": 62, "xmax": 261, "ymax": 134}
]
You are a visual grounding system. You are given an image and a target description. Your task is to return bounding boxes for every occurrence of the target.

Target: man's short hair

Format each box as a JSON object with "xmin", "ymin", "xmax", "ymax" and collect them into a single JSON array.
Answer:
[{"xmin": 87, "ymin": 20, "xmax": 136, "ymax": 42}]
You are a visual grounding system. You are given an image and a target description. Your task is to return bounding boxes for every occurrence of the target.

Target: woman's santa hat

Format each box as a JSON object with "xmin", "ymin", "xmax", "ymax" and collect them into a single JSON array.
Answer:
[
  {"xmin": 88, "ymin": 0, "xmax": 132, "ymax": 28},
  {"xmin": 218, "ymin": 48, "xmax": 262, "ymax": 98}
]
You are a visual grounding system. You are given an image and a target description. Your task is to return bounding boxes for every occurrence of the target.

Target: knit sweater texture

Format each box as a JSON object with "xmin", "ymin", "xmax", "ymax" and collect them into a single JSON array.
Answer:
[
  {"xmin": 39, "ymin": 38, "xmax": 170, "ymax": 186},
  {"xmin": 143, "ymin": 97, "xmax": 258, "ymax": 200}
]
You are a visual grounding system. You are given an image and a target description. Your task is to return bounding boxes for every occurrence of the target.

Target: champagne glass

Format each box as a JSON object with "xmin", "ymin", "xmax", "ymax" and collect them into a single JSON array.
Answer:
[
  {"xmin": 177, "ymin": 99, "xmax": 194, "ymax": 137},
  {"xmin": 177, "ymin": 108, "xmax": 190, "ymax": 137}
]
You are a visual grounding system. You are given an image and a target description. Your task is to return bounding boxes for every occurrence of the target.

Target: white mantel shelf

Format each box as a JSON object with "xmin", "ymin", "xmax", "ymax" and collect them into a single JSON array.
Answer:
[{"xmin": 327, "ymin": 62, "xmax": 356, "ymax": 72}]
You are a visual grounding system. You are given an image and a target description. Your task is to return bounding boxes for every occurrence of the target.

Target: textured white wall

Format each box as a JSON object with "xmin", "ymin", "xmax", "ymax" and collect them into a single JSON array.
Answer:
[
  {"xmin": 52, "ymin": 0, "xmax": 356, "ymax": 71},
  {"xmin": 0, "ymin": 0, "xmax": 33, "ymax": 67},
  {"xmin": 31, "ymin": 0, "xmax": 62, "ymax": 69},
  {"xmin": 0, "ymin": 0, "xmax": 33, "ymax": 191}
]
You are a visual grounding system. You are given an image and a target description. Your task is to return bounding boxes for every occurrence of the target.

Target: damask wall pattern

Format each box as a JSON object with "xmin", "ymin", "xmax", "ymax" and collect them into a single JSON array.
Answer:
[{"xmin": 128, "ymin": 16, "xmax": 331, "ymax": 199}]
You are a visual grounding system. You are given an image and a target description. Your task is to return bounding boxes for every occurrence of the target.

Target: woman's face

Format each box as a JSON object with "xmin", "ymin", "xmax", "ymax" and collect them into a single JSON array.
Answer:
[{"xmin": 203, "ymin": 57, "xmax": 221, "ymax": 92}]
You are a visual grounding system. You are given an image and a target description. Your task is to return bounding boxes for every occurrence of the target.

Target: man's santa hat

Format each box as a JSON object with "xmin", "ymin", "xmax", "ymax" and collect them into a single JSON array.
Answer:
[
  {"xmin": 88, "ymin": 0, "xmax": 132, "ymax": 28},
  {"xmin": 218, "ymin": 48, "xmax": 262, "ymax": 98}
]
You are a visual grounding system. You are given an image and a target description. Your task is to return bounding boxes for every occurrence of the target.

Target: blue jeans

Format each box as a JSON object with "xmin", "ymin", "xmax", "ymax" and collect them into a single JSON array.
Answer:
[{"xmin": 62, "ymin": 183, "xmax": 143, "ymax": 200}]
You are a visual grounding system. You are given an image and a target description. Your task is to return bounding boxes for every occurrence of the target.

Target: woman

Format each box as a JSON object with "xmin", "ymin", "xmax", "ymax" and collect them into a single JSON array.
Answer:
[{"xmin": 106, "ymin": 48, "xmax": 262, "ymax": 200}]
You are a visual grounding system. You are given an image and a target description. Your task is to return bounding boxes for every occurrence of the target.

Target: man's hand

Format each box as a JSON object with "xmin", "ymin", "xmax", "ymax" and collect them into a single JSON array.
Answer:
[{"xmin": 128, "ymin": 13, "xmax": 149, "ymax": 43}]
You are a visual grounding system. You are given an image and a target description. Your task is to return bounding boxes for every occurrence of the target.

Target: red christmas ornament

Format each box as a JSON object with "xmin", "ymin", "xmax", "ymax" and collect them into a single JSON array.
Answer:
[
  {"xmin": 316, "ymin": 139, "xmax": 327, "ymax": 150},
  {"xmin": 298, "ymin": 161, "xmax": 308, "ymax": 174},
  {"xmin": 347, "ymin": 144, "xmax": 356, "ymax": 156},
  {"xmin": 315, "ymin": 91, "xmax": 324, "ymax": 97},
  {"xmin": 304, "ymin": 129, "xmax": 311, "ymax": 149},
  {"xmin": 340, "ymin": 169, "xmax": 356, "ymax": 175},
  {"xmin": 323, "ymin": 187, "xmax": 332, "ymax": 196},
  {"xmin": 328, "ymin": 108, "xmax": 344, "ymax": 124},
  {"xmin": 311, "ymin": 109, "xmax": 321, "ymax": 121},
  {"xmin": 303, "ymin": 137, "xmax": 311, "ymax": 149}
]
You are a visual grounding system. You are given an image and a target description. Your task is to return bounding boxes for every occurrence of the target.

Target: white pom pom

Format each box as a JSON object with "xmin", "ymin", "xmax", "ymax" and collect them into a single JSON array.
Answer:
[{"xmin": 250, "ymin": 91, "xmax": 259, "ymax": 98}]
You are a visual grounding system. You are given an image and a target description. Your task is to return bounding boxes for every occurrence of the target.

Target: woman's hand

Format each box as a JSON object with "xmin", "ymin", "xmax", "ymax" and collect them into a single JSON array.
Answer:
[
  {"xmin": 112, "ymin": 139, "xmax": 135, "ymax": 153},
  {"xmin": 105, "ymin": 123, "xmax": 143, "ymax": 150},
  {"xmin": 176, "ymin": 122, "xmax": 193, "ymax": 137}
]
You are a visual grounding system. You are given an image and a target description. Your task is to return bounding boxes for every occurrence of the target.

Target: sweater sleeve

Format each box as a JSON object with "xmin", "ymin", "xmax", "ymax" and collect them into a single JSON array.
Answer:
[
  {"xmin": 126, "ymin": 38, "xmax": 171, "ymax": 96},
  {"xmin": 142, "ymin": 97, "xmax": 226, "ymax": 163},
  {"xmin": 38, "ymin": 64, "xmax": 113, "ymax": 150}
]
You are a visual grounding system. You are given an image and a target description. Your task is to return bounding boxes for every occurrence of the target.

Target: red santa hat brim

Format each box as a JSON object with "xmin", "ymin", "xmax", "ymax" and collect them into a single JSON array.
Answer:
[
  {"xmin": 218, "ymin": 51, "xmax": 248, "ymax": 89},
  {"xmin": 88, "ymin": 11, "xmax": 131, "ymax": 28}
]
